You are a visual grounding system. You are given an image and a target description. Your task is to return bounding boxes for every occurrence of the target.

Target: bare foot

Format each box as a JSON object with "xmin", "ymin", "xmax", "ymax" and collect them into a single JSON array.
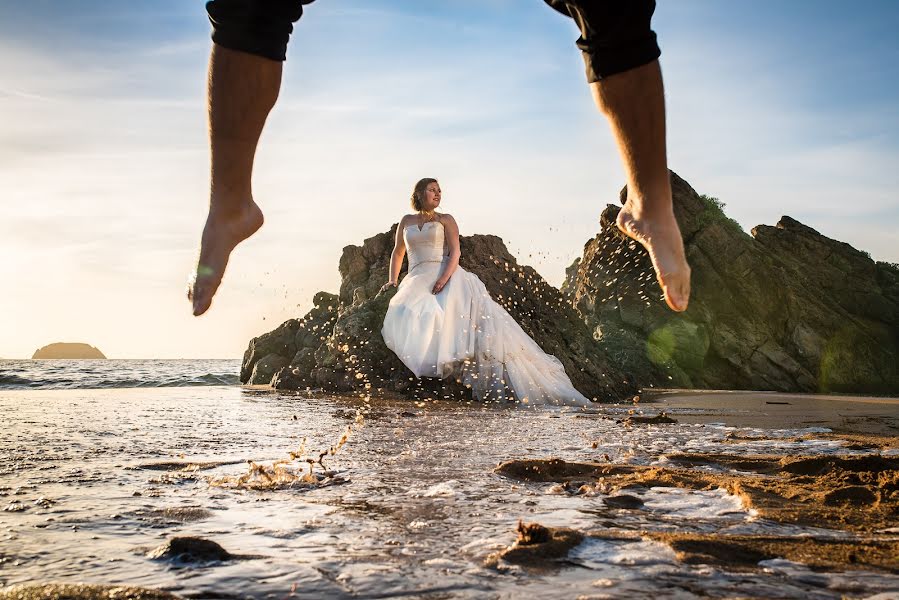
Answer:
[
  {"xmin": 616, "ymin": 204, "xmax": 691, "ymax": 312},
  {"xmin": 187, "ymin": 200, "xmax": 264, "ymax": 316}
]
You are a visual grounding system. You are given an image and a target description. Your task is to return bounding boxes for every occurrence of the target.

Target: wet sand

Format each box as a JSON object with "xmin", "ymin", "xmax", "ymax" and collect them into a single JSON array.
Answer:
[
  {"xmin": 494, "ymin": 389, "xmax": 899, "ymax": 576},
  {"xmin": 496, "ymin": 452, "xmax": 898, "ymax": 567},
  {"xmin": 637, "ymin": 389, "xmax": 899, "ymax": 436}
]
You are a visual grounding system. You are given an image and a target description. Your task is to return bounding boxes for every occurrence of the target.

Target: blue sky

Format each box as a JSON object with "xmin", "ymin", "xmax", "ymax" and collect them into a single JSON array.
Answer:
[{"xmin": 1, "ymin": 0, "xmax": 897, "ymax": 358}]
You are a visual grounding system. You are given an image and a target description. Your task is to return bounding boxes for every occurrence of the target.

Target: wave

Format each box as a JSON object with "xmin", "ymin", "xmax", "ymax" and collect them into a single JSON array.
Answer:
[
  {"xmin": 0, "ymin": 373, "xmax": 34, "ymax": 386},
  {"xmin": 0, "ymin": 360, "xmax": 242, "ymax": 390},
  {"xmin": 0, "ymin": 373, "xmax": 241, "ymax": 390}
]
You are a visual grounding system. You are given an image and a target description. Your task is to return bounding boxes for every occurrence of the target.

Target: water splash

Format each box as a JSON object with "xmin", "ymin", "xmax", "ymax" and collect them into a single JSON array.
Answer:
[{"xmin": 208, "ymin": 412, "xmax": 364, "ymax": 490}]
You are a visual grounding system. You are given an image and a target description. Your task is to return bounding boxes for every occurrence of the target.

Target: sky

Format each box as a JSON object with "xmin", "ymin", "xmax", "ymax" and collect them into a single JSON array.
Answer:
[{"xmin": 1, "ymin": 0, "xmax": 897, "ymax": 359}]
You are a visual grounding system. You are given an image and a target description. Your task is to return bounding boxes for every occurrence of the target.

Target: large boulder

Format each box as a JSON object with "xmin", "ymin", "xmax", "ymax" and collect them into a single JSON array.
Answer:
[
  {"xmin": 240, "ymin": 320, "xmax": 298, "ymax": 383},
  {"xmin": 248, "ymin": 353, "xmax": 290, "ymax": 385},
  {"xmin": 240, "ymin": 292, "xmax": 338, "ymax": 384},
  {"xmin": 562, "ymin": 171, "xmax": 899, "ymax": 394},
  {"xmin": 243, "ymin": 226, "xmax": 637, "ymax": 402}
]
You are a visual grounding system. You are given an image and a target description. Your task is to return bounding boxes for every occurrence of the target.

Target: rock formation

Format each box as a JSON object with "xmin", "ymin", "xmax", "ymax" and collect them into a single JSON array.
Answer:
[
  {"xmin": 562, "ymin": 171, "xmax": 899, "ymax": 394},
  {"xmin": 32, "ymin": 343, "xmax": 106, "ymax": 359},
  {"xmin": 241, "ymin": 228, "xmax": 637, "ymax": 402},
  {"xmin": 243, "ymin": 171, "xmax": 897, "ymax": 397}
]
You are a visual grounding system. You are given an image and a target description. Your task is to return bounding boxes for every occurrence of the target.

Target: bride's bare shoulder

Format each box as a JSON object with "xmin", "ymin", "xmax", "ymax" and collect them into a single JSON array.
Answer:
[{"xmin": 437, "ymin": 213, "xmax": 457, "ymax": 226}]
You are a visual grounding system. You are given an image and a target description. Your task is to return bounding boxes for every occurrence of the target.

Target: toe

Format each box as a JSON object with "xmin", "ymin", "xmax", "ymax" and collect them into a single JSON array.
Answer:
[
  {"xmin": 188, "ymin": 263, "xmax": 222, "ymax": 316},
  {"xmin": 661, "ymin": 271, "xmax": 690, "ymax": 312},
  {"xmin": 663, "ymin": 288, "xmax": 682, "ymax": 312},
  {"xmin": 189, "ymin": 277, "xmax": 217, "ymax": 316},
  {"xmin": 192, "ymin": 289, "xmax": 212, "ymax": 316}
]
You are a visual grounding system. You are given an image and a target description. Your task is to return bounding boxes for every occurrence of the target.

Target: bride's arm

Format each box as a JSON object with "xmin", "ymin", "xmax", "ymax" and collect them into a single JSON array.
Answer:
[
  {"xmin": 381, "ymin": 218, "xmax": 407, "ymax": 292},
  {"xmin": 432, "ymin": 215, "xmax": 460, "ymax": 294}
]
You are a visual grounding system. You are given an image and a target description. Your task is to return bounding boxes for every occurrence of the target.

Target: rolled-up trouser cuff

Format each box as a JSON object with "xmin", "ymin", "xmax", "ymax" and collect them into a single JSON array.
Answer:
[
  {"xmin": 210, "ymin": 27, "xmax": 291, "ymax": 62},
  {"xmin": 581, "ymin": 32, "xmax": 661, "ymax": 82},
  {"xmin": 546, "ymin": 0, "xmax": 661, "ymax": 83},
  {"xmin": 206, "ymin": 0, "xmax": 308, "ymax": 62}
]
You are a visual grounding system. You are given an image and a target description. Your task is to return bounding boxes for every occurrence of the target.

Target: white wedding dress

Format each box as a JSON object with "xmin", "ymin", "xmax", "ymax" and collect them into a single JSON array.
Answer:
[{"xmin": 381, "ymin": 220, "xmax": 591, "ymax": 406}]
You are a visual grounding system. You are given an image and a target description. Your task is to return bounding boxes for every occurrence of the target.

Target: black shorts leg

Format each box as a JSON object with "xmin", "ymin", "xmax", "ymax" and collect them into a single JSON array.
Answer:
[
  {"xmin": 545, "ymin": 0, "xmax": 661, "ymax": 83},
  {"xmin": 206, "ymin": 0, "xmax": 313, "ymax": 61}
]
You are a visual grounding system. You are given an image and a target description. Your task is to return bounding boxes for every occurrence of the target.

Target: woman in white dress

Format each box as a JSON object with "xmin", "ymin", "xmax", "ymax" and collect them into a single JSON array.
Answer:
[{"xmin": 379, "ymin": 178, "xmax": 591, "ymax": 407}]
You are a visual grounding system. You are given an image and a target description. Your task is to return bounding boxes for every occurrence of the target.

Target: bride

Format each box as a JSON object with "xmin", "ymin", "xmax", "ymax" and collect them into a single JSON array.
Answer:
[{"xmin": 379, "ymin": 178, "xmax": 591, "ymax": 407}]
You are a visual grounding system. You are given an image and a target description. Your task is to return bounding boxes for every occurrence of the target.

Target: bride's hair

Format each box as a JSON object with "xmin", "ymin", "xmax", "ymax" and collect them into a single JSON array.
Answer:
[{"xmin": 410, "ymin": 178, "xmax": 438, "ymax": 211}]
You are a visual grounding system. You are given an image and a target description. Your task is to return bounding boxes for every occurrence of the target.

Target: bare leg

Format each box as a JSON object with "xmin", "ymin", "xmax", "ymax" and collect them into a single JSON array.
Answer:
[
  {"xmin": 187, "ymin": 44, "xmax": 281, "ymax": 316},
  {"xmin": 590, "ymin": 60, "xmax": 691, "ymax": 312}
]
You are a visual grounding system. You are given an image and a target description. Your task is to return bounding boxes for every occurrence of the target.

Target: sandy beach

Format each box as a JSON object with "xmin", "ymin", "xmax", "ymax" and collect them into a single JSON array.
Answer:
[{"xmin": 638, "ymin": 389, "xmax": 899, "ymax": 438}]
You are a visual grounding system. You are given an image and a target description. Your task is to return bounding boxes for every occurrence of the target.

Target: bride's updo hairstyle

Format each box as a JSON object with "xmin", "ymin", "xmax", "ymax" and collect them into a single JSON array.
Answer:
[{"xmin": 410, "ymin": 177, "xmax": 438, "ymax": 211}]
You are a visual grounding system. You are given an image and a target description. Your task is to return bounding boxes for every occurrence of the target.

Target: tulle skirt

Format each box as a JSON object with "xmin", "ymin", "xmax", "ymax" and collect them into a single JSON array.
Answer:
[{"xmin": 381, "ymin": 261, "xmax": 590, "ymax": 406}]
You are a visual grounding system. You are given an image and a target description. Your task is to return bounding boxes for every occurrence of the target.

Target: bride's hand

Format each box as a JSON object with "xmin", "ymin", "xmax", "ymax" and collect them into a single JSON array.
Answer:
[
  {"xmin": 379, "ymin": 281, "xmax": 397, "ymax": 294},
  {"xmin": 432, "ymin": 278, "xmax": 447, "ymax": 295}
]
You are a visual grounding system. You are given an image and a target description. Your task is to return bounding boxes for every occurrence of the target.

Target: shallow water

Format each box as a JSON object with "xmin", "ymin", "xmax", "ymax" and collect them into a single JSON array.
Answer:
[{"xmin": 1, "ymin": 386, "xmax": 897, "ymax": 599}]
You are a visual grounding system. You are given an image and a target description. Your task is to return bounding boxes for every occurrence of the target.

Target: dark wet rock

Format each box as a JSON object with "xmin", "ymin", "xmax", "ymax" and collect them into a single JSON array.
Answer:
[
  {"xmin": 31, "ymin": 343, "xmax": 106, "ymax": 360},
  {"xmin": 248, "ymin": 353, "xmax": 290, "ymax": 385},
  {"xmin": 271, "ymin": 366, "xmax": 306, "ymax": 390},
  {"xmin": 621, "ymin": 412, "xmax": 677, "ymax": 425},
  {"xmin": 603, "ymin": 494, "xmax": 645, "ymax": 509},
  {"xmin": 488, "ymin": 521, "xmax": 584, "ymax": 568},
  {"xmin": 241, "ymin": 228, "xmax": 636, "ymax": 402},
  {"xmin": 0, "ymin": 583, "xmax": 179, "ymax": 599},
  {"xmin": 241, "ymin": 293, "xmax": 337, "ymax": 385},
  {"xmin": 562, "ymin": 171, "xmax": 899, "ymax": 394},
  {"xmin": 495, "ymin": 458, "xmax": 604, "ymax": 483},
  {"xmin": 146, "ymin": 536, "xmax": 232, "ymax": 563},
  {"xmin": 240, "ymin": 321, "xmax": 299, "ymax": 383}
]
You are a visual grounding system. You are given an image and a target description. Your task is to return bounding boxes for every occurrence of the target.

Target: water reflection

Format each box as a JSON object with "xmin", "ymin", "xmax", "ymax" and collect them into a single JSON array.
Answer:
[{"xmin": 0, "ymin": 386, "xmax": 895, "ymax": 598}]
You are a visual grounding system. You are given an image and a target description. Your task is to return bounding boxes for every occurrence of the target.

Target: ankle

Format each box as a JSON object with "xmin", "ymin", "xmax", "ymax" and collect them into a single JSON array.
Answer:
[
  {"xmin": 623, "ymin": 181, "xmax": 672, "ymax": 219},
  {"xmin": 620, "ymin": 201, "xmax": 674, "ymax": 225},
  {"xmin": 208, "ymin": 192, "xmax": 256, "ymax": 221}
]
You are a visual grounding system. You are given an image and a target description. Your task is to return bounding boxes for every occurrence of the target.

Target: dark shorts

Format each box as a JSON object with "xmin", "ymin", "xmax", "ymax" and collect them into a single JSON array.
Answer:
[{"xmin": 205, "ymin": 0, "xmax": 660, "ymax": 82}]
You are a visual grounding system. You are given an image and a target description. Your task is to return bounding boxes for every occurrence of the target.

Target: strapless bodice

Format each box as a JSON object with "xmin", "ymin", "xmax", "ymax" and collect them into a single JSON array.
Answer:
[{"xmin": 404, "ymin": 221, "xmax": 449, "ymax": 271}]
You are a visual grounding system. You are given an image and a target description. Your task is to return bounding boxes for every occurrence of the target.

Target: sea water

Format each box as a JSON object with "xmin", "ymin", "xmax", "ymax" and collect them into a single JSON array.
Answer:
[{"xmin": 0, "ymin": 360, "xmax": 896, "ymax": 598}]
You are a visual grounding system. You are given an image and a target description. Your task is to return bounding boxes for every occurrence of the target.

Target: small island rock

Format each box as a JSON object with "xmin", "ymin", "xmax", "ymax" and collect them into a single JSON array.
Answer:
[{"xmin": 32, "ymin": 343, "xmax": 106, "ymax": 360}]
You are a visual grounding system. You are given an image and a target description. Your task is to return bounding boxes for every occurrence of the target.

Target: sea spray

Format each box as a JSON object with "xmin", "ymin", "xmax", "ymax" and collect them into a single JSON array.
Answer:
[{"xmin": 208, "ymin": 411, "xmax": 364, "ymax": 490}]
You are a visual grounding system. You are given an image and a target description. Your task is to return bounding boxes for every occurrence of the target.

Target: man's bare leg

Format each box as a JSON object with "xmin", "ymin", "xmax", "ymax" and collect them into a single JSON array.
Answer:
[
  {"xmin": 188, "ymin": 44, "xmax": 282, "ymax": 316},
  {"xmin": 590, "ymin": 60, "xmax": 691, "ymax": 312}
]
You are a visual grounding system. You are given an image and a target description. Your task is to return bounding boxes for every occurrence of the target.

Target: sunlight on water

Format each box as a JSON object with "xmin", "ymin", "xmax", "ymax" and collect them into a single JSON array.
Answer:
[
  {"xmin": 1, "ymin": 385, "xmax": 896, "ymax": 599},
  {"xmin": 208, "ymin": 414, "xmax": 363, "ymax": 490},
  {"xmin": 0, "ymin": 359, "xmax": 241, "ymax": 390}
]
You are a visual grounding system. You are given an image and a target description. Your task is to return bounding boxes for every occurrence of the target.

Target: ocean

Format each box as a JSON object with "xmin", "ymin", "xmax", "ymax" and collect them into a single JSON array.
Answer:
[
  {"xmin": 0, "ymin": 359, "xmax": 241, "ymax": 390},
  {"xmin": 1, "ymin": 360, "xmax": 896, "ymax": 598}
]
